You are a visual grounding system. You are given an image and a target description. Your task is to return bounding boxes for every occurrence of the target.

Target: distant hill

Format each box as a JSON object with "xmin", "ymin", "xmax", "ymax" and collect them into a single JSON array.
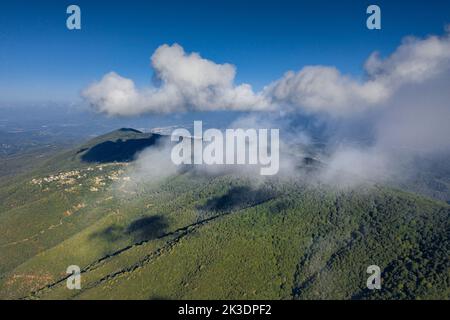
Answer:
[
  {"xmin": 79, "ymin": 129, "xmax": 164, "ymax": 163},
  {"xmin": 0, "ymin": 128, "xmax": 448, "ymax": 300},
  {"xmin": 26, "ymin": 128, "xmax": 167, "ymax": 175}
]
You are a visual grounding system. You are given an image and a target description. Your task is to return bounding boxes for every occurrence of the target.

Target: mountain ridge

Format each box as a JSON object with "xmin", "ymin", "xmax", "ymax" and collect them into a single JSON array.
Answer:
[{"xmin": 0, "ymin": 128, "xmax": 448, "ymax": 299}]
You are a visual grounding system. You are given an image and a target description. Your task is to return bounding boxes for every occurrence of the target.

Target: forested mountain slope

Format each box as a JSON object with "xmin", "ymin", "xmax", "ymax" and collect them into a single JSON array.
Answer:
[{"xmin": 0, "ymin": 129, "xmax": 448, "ymax": 300}]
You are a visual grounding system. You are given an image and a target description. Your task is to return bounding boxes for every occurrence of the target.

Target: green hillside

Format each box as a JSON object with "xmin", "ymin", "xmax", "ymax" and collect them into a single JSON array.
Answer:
[{"xmin": 0, "ymin": 129, "xmax": 448, "ymax": 300}]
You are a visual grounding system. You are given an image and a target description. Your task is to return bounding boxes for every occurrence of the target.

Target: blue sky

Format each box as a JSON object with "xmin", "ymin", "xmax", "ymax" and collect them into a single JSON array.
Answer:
[{"xmin": 0, "ymin": 0, "xmax": 449, "ymax": 103}]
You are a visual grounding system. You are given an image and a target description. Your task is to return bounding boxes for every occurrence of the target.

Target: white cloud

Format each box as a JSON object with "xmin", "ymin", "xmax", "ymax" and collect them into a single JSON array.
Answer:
[
  {"xmin": 83, "ymin": 27, "xmax": 450, "ymax": 119},
  {"xmin": 83, "ymin": 44, "xmax": 269, "ymax": 116},
  {"xmin": 319, "ymin": 146, "xmax": 391, "ymax": 187},
  {"xmin": 264, "ymin": 66, "xmax": 389, "ymax": 116},
  {"xmin": 265, "ymin": 28, "xmax": 450, "ymax": 116},
  {"xmin": 365, "ymin": 33, "xmax": 450, "ymax": 84}
]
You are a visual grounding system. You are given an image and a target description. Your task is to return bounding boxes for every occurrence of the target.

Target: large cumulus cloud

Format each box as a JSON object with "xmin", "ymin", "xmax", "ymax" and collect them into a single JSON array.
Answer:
[
  {"xmin": 83, "ymin": 28, "xmax": 450, "ymax": 117},
  {"xmin": 266, "ymin": 29, "xmax": 450, "ymax": 116},
  {"xmin": 82, "ymin": 44, "xmax": 270, "ymax": 116}
]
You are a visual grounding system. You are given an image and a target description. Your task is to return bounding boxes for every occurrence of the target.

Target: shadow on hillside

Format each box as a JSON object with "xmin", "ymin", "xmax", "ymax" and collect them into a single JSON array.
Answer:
[
  {"xmin": 90, "ymin": 215, "xmax": 168, "ymax": 243},
  {"xmin": 125, "ymin": 216, "xmax": 169, "ymax": 242},
  {"xmin": 81, "ymin": 135, "xmax": 163, "ymax": 163},
  {"xmin": 91, "ymin": 225, "xmax": 124, "ymax": 242},
  {"xmin": 197, "ymin": 186, "xmax": 275, "ymax": 213}
]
